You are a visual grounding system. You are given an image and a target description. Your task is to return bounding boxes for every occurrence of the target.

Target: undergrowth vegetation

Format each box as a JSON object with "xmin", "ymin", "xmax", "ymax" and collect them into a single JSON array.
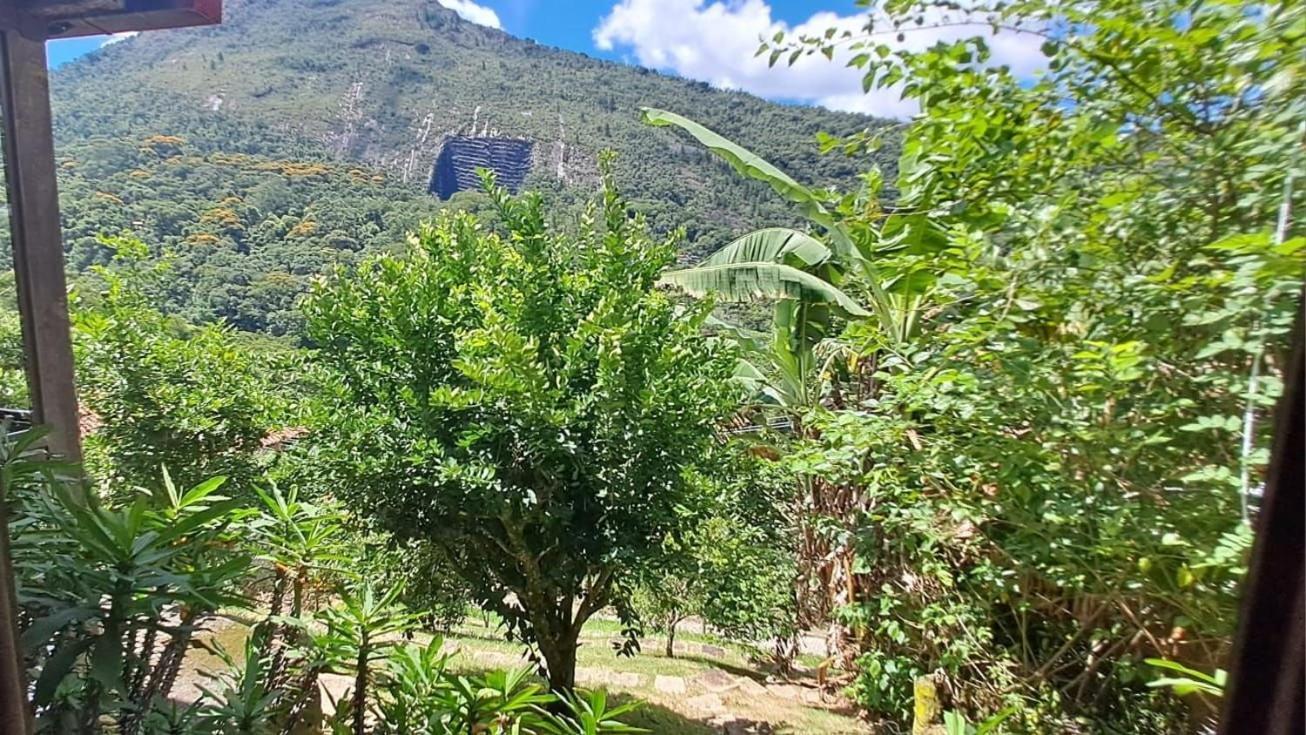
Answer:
[{"xmin": 8, "ymin": 426, "xmax": 643, "ymax": 735}]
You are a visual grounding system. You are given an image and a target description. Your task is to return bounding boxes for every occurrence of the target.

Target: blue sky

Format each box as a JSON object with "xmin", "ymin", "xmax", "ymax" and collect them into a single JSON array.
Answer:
[
  {"xmin": 48, "ymin": 0, "xmax": 1044, "ymax": 119},
  {"xmin": 47, "ymin": 36, "xmax": 104, "ymax": 68},
  {"xmin": 477, "ymin": 0, "xmax": 864, "ymax": 56},
  {"xmin": 48, "ymin": 0, "xmax": 857, "ymax": 66}
]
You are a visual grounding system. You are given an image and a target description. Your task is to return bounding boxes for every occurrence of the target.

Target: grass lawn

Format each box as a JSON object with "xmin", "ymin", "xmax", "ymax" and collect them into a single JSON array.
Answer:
[
  {"xmin": 185, "ymin": 611, "xmax": 866, "ymax": 733},
  {"xmin": 442, "ymin": 615, "xmax": 866, "ymax": 734}
]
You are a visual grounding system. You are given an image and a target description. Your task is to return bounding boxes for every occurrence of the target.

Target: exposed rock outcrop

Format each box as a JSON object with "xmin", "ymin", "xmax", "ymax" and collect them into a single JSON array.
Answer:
[{"xmin": 429, "ymin": 135, "xmax": 533, "ymax": 199}]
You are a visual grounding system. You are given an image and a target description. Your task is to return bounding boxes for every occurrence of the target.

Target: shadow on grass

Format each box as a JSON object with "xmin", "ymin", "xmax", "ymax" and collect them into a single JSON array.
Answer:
[
  {"xmin": 608, "ymin": 691, "xmax": 716, "ymax": 735},
  {"xmin": 444, "ymin": 628, "xmax": 518, "ymax": 646},
  {"xmin": 675, "ymin": 652, "xmax": 768, "ymax": 682},
  {"xmin": 618, "ymin": 690, "xmax": 816, "ymax": 735}
]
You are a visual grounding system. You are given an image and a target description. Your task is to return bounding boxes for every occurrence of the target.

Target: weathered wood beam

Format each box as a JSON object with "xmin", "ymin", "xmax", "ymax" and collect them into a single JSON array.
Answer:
[
  {"xmin": 1, "ymin": 26, "xmax": 82, "ymax": 463},
  {"xmin": 1, "ymin": 0, "xmax": 222, "ymax": 38},
  {"xmin": 1218, "ymin": 301, "xmax": 1304, "ymax": 735},
  {"xmin": 0, "ymin": 24, "xmax": 75, "ymax": 733},
  {"xmin": 20, "ymin": 0, "xmax": 125, "ymax": 18},
  {"xmin": 0, "ymin": 7, "xmax": 220, "ymax": 731},
  {"xmin": 0, "ymin": 471, "xmax": 30, "ymax": 734}
]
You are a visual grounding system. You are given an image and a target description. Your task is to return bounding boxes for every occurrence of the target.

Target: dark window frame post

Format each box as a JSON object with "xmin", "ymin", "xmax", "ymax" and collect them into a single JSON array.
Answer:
[
  {"xmin": 1, "ymin": 21, "xmax": 82, "ymax": 463},
  {"xmin": 0, "ymin": 5, "xmax": 221, "ymax": 727},
  {"xmin": 0, "ymin": 15, "xmax": 82, "ymax": 734},
  {"xmin": 1217, "ymin": 303, "xmax": 1304, "ymax": 735}
]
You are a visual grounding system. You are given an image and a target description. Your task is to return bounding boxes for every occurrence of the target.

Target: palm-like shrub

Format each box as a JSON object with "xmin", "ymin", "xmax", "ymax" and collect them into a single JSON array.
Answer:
[
  {"xmin": 8, "ymin": 429, "xmax": 249, "ymax": 733},
  {"xmin": 371, "ymin": 642, "xmax": 644, "ymax": 735}
]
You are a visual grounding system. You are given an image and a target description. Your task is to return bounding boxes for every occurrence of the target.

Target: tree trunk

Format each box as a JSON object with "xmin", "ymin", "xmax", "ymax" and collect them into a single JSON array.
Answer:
[
  {"xmin": 292, "ymin": 571, "xmax": 305, "ymax": 617},
  {"xmin": 351, "ymin": 640, "xmax": 368, "ymax": 735},
  {"xmin": 539, "ymin": 633, "xmax": 579, "ymax": 693},
  {"xmin": 280, "ymin": 668, "xmax": 323, "ymax": 735},
  {"xmin": 771, "ymin": 632, "xmax": 798, "ymax": 677},
  {"xmin": 665, "ymin": 619, "xmax": 677, "ymax": 658},
  {"xmin": 143, "ymin": 608, "xmax": 198, "ymax": 708}
]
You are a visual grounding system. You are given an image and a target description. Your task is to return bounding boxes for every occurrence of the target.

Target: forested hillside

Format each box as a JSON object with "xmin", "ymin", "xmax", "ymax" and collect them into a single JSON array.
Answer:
[{"xmin": 30, "ymin": 0, "xmax": 894, "ymax": 333}]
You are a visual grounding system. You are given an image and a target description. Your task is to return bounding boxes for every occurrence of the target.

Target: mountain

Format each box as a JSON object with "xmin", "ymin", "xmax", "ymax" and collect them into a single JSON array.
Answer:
[{"xmin": 35, "ymin": 0, "xmax": 895, "ymax": 334}]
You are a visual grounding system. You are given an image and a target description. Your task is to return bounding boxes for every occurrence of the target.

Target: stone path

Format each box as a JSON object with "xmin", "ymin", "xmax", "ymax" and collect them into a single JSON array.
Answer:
[
  {"xmin": 694, "ymin": 668, "xmax": 737, "ymax": 692},
  {"xmin": 686, "ymin": 692, "xmax": 725, "ymax": 712},
  {"xmin": 654, "ymin": 674, "xmax": 687, "ymax": 694}
]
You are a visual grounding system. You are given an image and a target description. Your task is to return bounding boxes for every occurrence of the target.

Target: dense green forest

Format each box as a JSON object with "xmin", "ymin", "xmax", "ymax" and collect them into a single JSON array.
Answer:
[
  {"xmin": 13, "ymin": 0, "xmax": 896, "ymax": 333},
  {"xmin": 3, "ymin": 0, "xmax": 1303, "ymax": 733}
]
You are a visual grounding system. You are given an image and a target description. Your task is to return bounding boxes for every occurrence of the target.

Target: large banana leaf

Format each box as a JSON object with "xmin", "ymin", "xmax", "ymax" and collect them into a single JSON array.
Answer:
[
  {"xmin": 644, "ymin": 108, "xmax": 905, "ymax": 338},
  {"xmin": 642, "ymin": 107, "xmax": 837, "ymax": 230},
  {"xmin": 701, "ymin": 227, "xmax": 831, "ymax": 269},
  {"xmin": 660, "ymin": 261, "xmax": 870, "ymax": 317}
]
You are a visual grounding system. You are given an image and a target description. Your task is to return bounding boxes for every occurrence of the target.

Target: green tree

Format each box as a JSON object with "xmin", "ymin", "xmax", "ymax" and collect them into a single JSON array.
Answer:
[
  {"xmin": 758, "ymin": 0, "xmax": 1303, "ymax": 728},
  {"xmin": 641, "ymin": 110, "xmax": 934, "ymax": 667},
  {"xmin": 303, "ymin": 172, "xmax": 738, "ymax": 691},
  {"xmin": 74, "ymin": 238, "xmax": 279, "ymax": 491},
  {"xmin": 0, "ymin": 275, "xmax": 28, "ymax": 408},
  {"xmin": 634, "ymin": 447, "xmax": 796, "ymax": 660}
]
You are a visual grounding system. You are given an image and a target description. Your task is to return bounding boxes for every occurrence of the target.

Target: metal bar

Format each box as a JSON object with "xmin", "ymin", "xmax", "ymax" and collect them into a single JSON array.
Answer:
[{"xmin": 0, "ymin": 25, "xmax": 82, "ymax": 464}]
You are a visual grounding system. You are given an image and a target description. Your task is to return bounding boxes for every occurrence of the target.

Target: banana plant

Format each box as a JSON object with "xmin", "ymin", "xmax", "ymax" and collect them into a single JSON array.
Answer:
[
  {"xmin": 661, "ymin": 227, "xmax": 868, "ymax": 320},
  {"xmin": 643, "ymin": 108, "xmax": 943, "ymax": 424},
  {"xmin": 642, "ymin": 107, "xmax": 925, "ymax": 347},
  {"xmin": 642, "ymin": 110, "xmax": 946, "ymax": 666}
]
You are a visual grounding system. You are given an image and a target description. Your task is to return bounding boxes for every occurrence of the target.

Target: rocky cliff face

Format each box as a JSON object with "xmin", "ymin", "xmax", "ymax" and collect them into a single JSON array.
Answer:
[{"xmin": 430, "ymin": 136, "xmax": 533, "ymax": 200}]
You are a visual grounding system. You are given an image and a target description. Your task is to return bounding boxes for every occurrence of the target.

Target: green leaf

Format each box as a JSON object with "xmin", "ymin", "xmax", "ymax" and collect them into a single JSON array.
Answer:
[
  {"xmin": 90, "ymin": 635, "xmax": 125, "ymax": 692},
  {"xmin": 152, "ymin": 497, "xmax": 243, "ymax": 546},
  {"xmin": 641, "ymin": 108, "xmax": 822, "ymax": 213},
  {"xmin": 660, "ymin": 262, "xmax": 869, "ymax": 317},
  {"xmin": 700, "ymin": 228, "xmax": 832, "ymax": 270},
  {"xmin": 177, "ymin": 475, "xmax": 228, "ymax": 509},
  {"xmin": 976, "ymin": 707, "xmax": 1017, "ymax": 734},
  {"xmin": 1145, "ymin": 658, "xmax": 1222, "ymax": 686},
  {"xmin": 944, "ymin": 710, "xmax": 971, "ymax": 735},
  {"xmin": 33, "ymin": 638, "xmax": 94, "ymax": 706},
  {"xmin": 20, "ymin": 606, "xmax": 97, "ymax": 653}
]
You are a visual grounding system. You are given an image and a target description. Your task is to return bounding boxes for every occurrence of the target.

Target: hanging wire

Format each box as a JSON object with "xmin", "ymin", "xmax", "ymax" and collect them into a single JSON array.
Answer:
[{"xmin": 1239, "ymin": 129, "xmax": 1300, "ymax": 522}]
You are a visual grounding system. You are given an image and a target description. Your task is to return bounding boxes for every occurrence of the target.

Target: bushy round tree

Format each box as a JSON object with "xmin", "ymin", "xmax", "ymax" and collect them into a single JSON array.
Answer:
[{"xmin": 303, "ymin": 170, "xmax": 738, "ymax": 690}]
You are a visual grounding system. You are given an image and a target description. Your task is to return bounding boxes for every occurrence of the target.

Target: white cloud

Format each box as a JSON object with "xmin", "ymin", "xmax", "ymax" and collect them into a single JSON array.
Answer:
[
  {"xmin": 440, "ymin": 0, "xmax": 503, "ymax": 29},
  {"xmin": 593, "ymin": 0, "xmax": 1045, "ymax": 119},
  {"xmin": 100, "ymin": 31, "xmax": 138, "ymax": 47}
]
